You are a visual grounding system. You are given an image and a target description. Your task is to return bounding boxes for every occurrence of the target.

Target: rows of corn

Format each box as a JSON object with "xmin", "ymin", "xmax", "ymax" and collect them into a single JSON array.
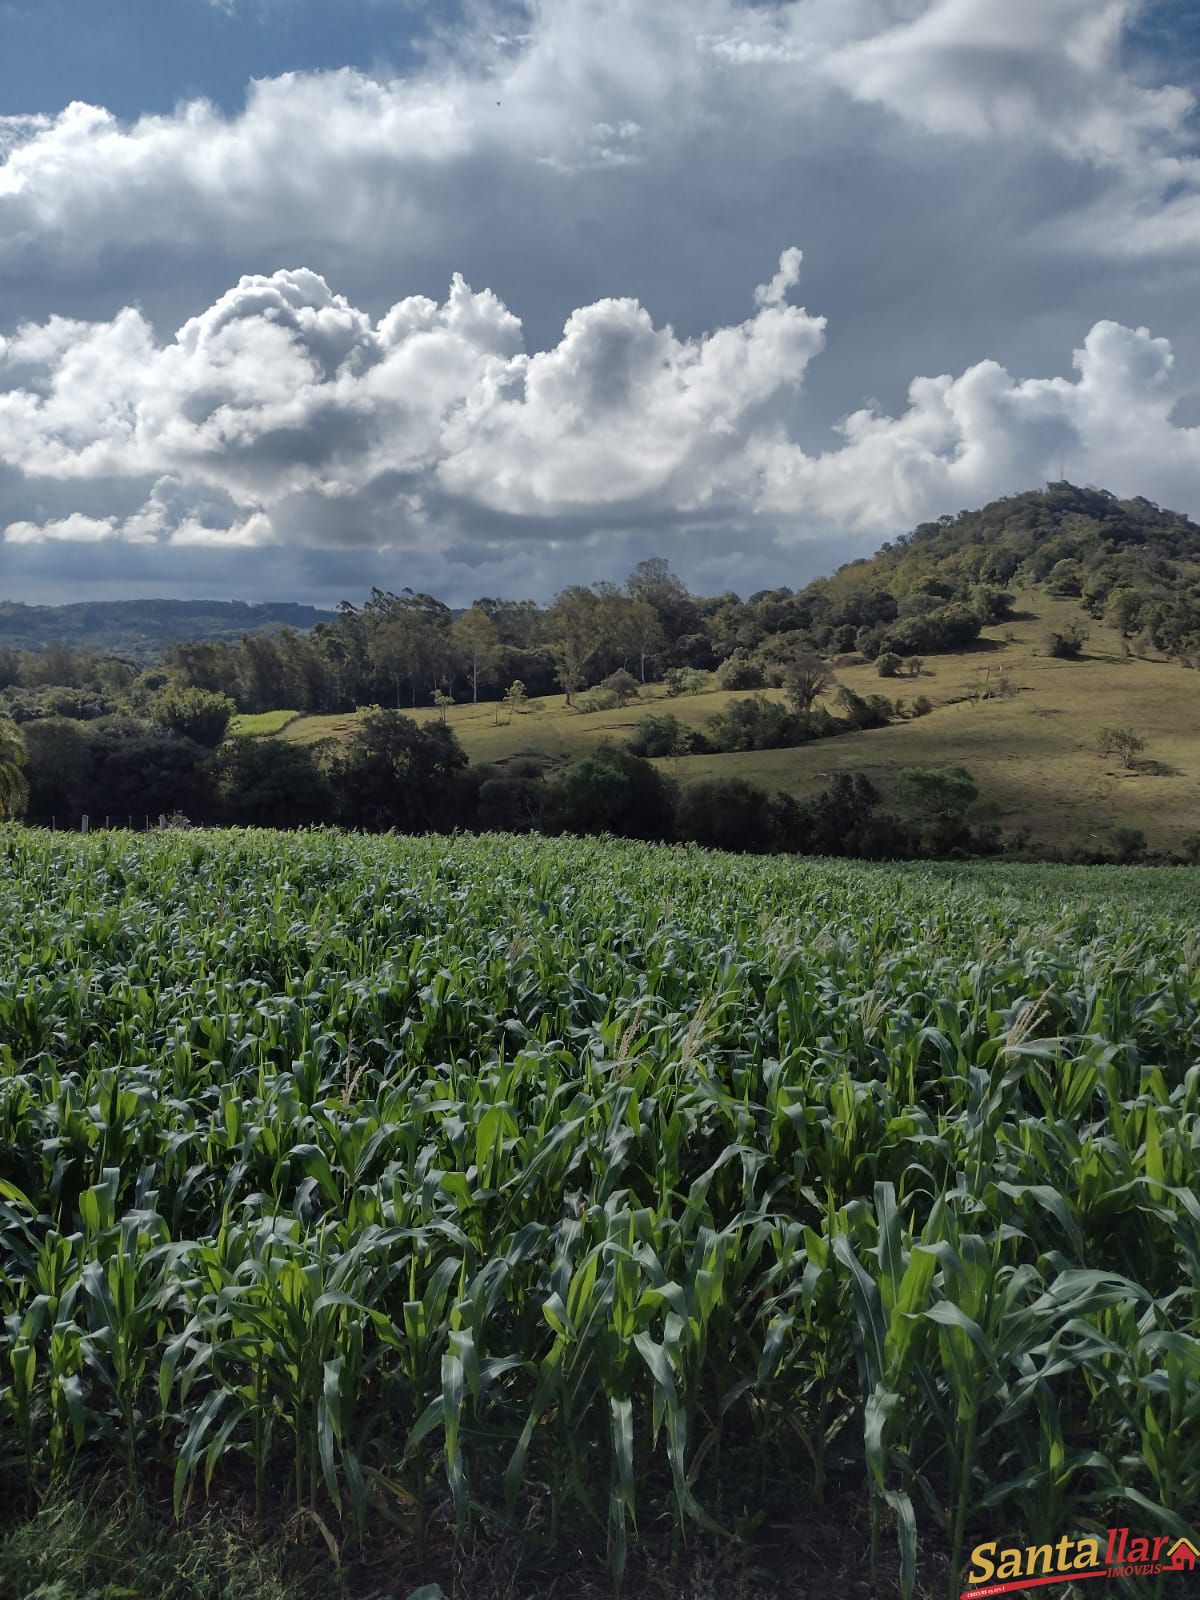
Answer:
[{"xmin": 1, "ymin": 828, "xmax": 1198, "ymax": 1591}]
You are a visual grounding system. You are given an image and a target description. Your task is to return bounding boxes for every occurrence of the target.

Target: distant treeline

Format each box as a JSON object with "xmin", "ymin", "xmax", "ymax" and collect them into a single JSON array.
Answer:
[
  {"xmin": 0, "ymin": 597, "xmax": 333, "ymax": 659},
  {"xmin": 10, "ymin": 704, "xmax": 1006, "ymax": 862},
  {"xmin": 1, "ymin": 554, "xmax": 997, "ymax": 723},
  {"xmin": 6, "ymin": 483, "xmax": 1200, "ymax": 729}
]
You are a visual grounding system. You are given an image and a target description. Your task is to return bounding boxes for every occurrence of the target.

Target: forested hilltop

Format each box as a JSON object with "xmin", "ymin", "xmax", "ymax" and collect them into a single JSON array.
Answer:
[
  {"xmin": 0, "ymin": 597, "xmax": 333, "ymax": 659},
  {"xmin": 862, "ymin": 481, "xmax": 1200, "ymax": 653}
]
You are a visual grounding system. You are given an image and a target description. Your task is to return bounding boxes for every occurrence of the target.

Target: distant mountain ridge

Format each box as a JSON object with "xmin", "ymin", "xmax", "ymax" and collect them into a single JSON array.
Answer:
[{"xmin": 0, "ymin": 598, "xmax": 335, "ymax": 658}]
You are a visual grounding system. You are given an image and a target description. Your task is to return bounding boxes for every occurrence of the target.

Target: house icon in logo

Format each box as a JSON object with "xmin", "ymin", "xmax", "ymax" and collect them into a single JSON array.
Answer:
[{"xmin": 1166, "ymin": 1536, "xmax": 1199, "ymax": 1572}]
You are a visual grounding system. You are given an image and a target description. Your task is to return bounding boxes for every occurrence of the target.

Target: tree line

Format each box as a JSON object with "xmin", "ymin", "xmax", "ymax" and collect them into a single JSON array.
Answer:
[
  {"xmin": 1, "ymin": 553, "xmax": 999, "ymax": 725},
  {"xmin": 0, "ymin": 699, "xmax": 1006, "ymax": 862}
]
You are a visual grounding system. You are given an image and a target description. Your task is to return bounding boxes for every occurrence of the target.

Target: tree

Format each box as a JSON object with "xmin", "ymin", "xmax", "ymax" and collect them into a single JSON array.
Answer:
[
  {"xmin": 20, "ymin": 718, "xmax": 89, "ymax": 820},
  {"xmin": 451, "ymin": 607, "xmax": 501, "ymax": 703},
  {"xmin": 543, "ymin": 745, "xmax": 674, "ymax": 841},
  {"xmin": 217, "ymin": 738, "xmax": 333, "ymax": 828},
  {"xmin": 783, "ymin": 653, "xmax": 834, "ymax": 712},
  {"xmin": 332, "ymin": 709, "xmax": 467, "ymax": 832},
  {"xmin": 476, "ymin": 776, "xmax": 544, "ymax": 833},
  {"xmin": 624, "ymin": 557, "xmax": 699, "ymax": 645},
  {"xmin": 85, "ymin": 722, "xmax": 217, "ymax": 821},
  {"xmin": 366, "ymin": 589, "xmax": 454, "ymax": 707},
  {"xmin": 674, "ymin": 777, "xmax": 773, "ymax": 853},
  {"xmin": 0, "ymin": 716, "xmax": 28, "ymax": 820},
  {"xmin": 1104, "ymin": 588, "xmax": 1144, "ymax": 638},
  {"xmin": 1097, "ymin": 725, "xmax": 1145, "ymax": 769},
  {"xmin": 152, "ymin": 686, "xmax": 236, "ymax": 748},
  {"xmin": 876, "ymin": 651, "xmax": 903, "ymax": 679},
  {"xmin": 628, "ymin": 601, "xmax": 667, "ymax": 682},
  {"xmin": 432, "ymin": 687, "xmax": 454, "ymax": 723},
  {"xmin": 896, "ymin": 765, "xmax": 979, "ymax": 819},
  {"xmin": 501, "ymin": 680, "xmax": 528, "ymax": 723},
  {"xmin": 545, "ymin": 586, "xmax": 602, "ymax": 707}
]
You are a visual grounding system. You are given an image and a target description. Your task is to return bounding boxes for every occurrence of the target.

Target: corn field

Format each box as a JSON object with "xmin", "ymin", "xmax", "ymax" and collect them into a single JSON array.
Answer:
[{"xmin": 1, "ymin": 827, "xmax": 1197, "ymax": 1592}]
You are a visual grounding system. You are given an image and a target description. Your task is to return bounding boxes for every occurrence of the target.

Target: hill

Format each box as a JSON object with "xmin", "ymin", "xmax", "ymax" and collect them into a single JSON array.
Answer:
[
  {"xmin": 830, "ymin": 480, "xmax": 1200, "ymax": 656},
  {"xmin": 0, "ymin": 597, "xmax": 334, "ymax": 658},
  {"xmin": 255, "ymin": 482, "xmax": 1200, "ymax": 854},
  {"xmin": 267, "ymin": 586, "xmax": 1197, "ymax": 853},
  {"xmin": 9, "ymin": 483, "xmax": 1200, "ymax": 855}
]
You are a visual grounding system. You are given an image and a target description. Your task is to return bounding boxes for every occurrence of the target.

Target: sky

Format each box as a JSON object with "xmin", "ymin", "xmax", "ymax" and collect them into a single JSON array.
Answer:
[{"xmin": 0, "ymin": 0, "xmax": 1199, "ymax": 608}]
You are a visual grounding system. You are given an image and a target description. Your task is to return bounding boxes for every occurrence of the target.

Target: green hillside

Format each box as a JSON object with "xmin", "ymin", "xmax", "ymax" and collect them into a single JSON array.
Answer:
[
  {"xmin": 8, "ymin": 484, "xmax": 1200, "ymax": 853},
  {"xmin": 274, "ymin": 587, "xmax": 1199, "ymax": 852}
]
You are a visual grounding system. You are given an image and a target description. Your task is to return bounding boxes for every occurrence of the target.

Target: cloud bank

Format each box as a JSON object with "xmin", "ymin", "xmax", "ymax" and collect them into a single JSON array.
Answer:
[
  {"xmin": 0, "ymin": 0, "xmax": 1198, "ymax": 600},
  {"xmin": 2, "ymin": 252, "xmax": 1196, "ymax": 574}
]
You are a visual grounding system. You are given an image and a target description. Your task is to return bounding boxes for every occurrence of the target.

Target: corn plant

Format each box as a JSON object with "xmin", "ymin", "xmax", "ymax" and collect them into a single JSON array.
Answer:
[{"xmin": 0, "ymin": 825, "xmax": 1197, "ymax": 1591}]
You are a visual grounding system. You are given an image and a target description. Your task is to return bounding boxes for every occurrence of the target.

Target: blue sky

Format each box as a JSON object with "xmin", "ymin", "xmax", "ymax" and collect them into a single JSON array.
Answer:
[
  {"xmin": 1, "ymin": 0, "xmax": 1199, "ymax": 607},
  {"xmin": 0, "ymin": 1, "xmax": 470, "ymax": 119}
]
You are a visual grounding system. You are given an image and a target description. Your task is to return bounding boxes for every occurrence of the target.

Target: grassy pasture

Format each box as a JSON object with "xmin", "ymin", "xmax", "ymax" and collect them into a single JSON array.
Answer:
[
  {"xmin": 228, "ymin": 709, "xmax": 303, "ymax": 738},
  {"xmin": 1, "ymin": 828, "xmax": 1198, "ymax": 1596},
  {"xmin": 272, "ymin": 594, "xmax": 1200, "ymax": 849}
]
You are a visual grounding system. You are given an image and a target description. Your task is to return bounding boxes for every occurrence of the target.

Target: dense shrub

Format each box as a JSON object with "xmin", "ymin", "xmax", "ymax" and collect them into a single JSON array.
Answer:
[
  {"xmin": 715, "ymin": 653, "xmax": 765, "ymax": 691},
  {"xmin": 673, "ymin": 777, "xmax": 774, "ymax": 853},
  {"xmin": 216, "ymin": 738, "xmax": 333, "ymax": 827},
  {"xmin": 152, "ymin": 685, "xmax": 237, "ymax": 748},
  {"xmin": 663, "ymin": 666, "xmax": 711, "ymax": 697},
  {"xmin": 880, "ymin": 602, "xmax": 983, "ymax": 657},
  {"xmin": 542, "ymin": 744, "xmax": 675, "ymax": 841},
  {"xmin": 627, "ymin": 713, "xmax": 687, "ymax": 758}
]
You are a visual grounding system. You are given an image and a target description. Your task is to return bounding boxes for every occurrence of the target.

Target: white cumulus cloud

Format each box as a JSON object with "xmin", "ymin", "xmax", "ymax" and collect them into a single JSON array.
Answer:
[{"xmin": 1, "ymin": 252, "xmax": 1196, "ymax": 563}]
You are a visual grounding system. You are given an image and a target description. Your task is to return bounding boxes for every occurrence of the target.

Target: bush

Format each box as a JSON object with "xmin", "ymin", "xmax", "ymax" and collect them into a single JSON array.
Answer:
[
  {"xmin": 673, "ymin": 777, "xmax": 774, "ymax": 853},
  {"xmin": 835, "ymin": 687, "xmax": 892, "ymax": 729},
  {"xmin": 707, "ymin": 694, "xmax": 797, "ymax": 752},
  {"xmin": 628, "ymin": 713, "xmax": 686, "ymax": 759},
  {"xmin": 876, "ymin": 651, "xmax": 903, "ymax": 678},
  {"xmin": 715, "ymin": 653, "xmax": 765, "ymax": 691},
  {"xmin": 1110, "ymin": 826, "xmax": 1147, "ymax": 864},
  {"xmin": 576, "ymin": 690, "xmax": 617, "ymax": 713},
  {"xmin": 152, "ymin": 685, "xmax": 236, "ymax": 748},
  {"xmin": 599, "ymin": 669, "xmax": 640, "ymax": 706},
  {"xmin": 910, "ymin": 694, "xmax": 933, "ymax": 717},
  {"xmin": 1044, "ymin": 622, "xmax": 1089, "ymax": 660},
  {"xmin": 542, "ymin": 744, "xmax": 674, "ymax": 840},
  {"xmin": 663, "ymin": 666, "xmax": 710, "ymax": 698}
]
